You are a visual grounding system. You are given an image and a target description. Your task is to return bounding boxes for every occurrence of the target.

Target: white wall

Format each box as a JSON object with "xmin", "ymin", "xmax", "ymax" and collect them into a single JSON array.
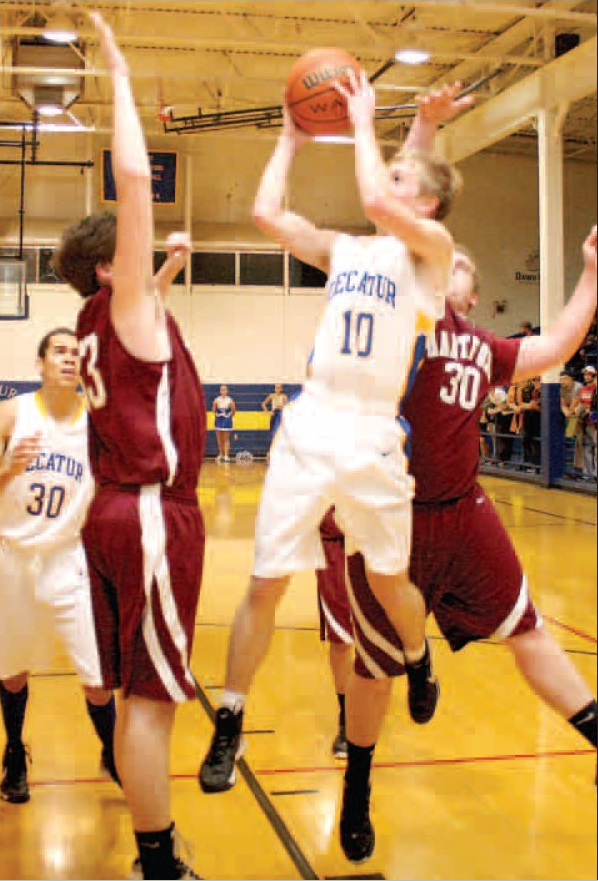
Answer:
[{"xmin": 1, "ymin": 130, "xmax": 596, "ymax": 382}]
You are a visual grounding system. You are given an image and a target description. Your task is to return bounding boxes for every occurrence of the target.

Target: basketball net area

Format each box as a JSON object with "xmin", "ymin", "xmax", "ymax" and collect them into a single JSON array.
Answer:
[{"xmin": 0, "ymin": 260, "xmax": 27, "ymax": 319}]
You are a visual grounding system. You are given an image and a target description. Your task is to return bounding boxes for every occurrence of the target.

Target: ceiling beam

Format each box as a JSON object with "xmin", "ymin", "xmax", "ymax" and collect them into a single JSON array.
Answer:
[
  {"xmin": 397, "ymin": 1, "xmax": 597, "ymax": 24},
  {"xmin": 437, "ymin": 35, "xmax": 597, "ymax": 162}
]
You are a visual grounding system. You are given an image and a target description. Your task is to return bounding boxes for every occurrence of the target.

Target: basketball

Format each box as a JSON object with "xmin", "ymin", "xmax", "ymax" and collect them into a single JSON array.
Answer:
[{"xmin": 286, "ymin": 47, "xmax": 362, "ymax": 136}]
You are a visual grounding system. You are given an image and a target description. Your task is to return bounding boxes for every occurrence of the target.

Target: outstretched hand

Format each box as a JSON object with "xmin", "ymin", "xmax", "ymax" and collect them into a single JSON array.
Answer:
[
  {"xmin": 415, "ymin": 82, "xmax": 475, "ymax": 125},
  {"xmin": 583, "ymin": 226, "xmax": 597, "ymax": 273},
  {"xmin": 89, "ymin": 10, "xmax": 129, "ymax": 76},
  {"xmin": 166, "ymin": 231, "xmax": 192, "ymax": 266},
  {"xmin": 334, "ymin": 70, "xmax": 376, "ymax": 130}
]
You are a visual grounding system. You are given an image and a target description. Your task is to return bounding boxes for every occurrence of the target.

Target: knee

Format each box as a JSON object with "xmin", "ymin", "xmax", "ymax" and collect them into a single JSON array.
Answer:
[
  {"xmin": 1, "ymin": 673, "xmax": 29, "ymax": 693},
  {"xmin": 247, "ymin": 576, "xmax": 288, "ymax": 610}
]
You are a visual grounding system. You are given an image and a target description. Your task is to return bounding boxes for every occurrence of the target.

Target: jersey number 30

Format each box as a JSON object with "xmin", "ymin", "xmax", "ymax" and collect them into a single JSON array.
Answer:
[
  {"xmin": 440, "ymin": 362, "xmax": 481, "ymax": 411},
  {"xmin": 341, "ymin": 311, "xmax": 374, "ymax": 359},
  {"xmin": 79, "ymin": 333, "xmax": 107, "ymax": 410}
]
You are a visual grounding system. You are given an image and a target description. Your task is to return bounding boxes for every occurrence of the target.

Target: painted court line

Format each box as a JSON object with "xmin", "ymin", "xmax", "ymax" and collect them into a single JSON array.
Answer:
[
  {"xmin": 27, "ymin": 748, "xmax": 594, "ymax": 790},
  {"xmin": 544, "ymin": 615, "xmax": 597, "ymax": 645},
  {"xmin": 252, "ymin": 748, "xmax": 594, "ymax": 777}
]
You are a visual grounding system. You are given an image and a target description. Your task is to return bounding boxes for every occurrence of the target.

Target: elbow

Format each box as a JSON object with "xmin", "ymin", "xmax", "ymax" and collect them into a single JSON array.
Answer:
[{"xmin": 252, "ymin": 206, "xmax": 278, "ymax": 236}]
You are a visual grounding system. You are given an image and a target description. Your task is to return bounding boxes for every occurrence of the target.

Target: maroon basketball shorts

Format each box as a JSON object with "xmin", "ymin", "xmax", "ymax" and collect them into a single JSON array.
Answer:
[
  {"xmin": 323, "ymin": 484, "xmax": 540, "ymax": 680},
  {"xmin": 317, "ymin": 536, "xmax": 353, "ymax": 647},
  {"xmin": 411, "ymin": 484, "xmax": 540, "ymax": 652},
  {"xmin": 83, "ymin": 484, "xmax": 205, "ymax": 702},
  {"xmin": 318, "ymin": 530, "xmax": 407, "ymax": 679}
]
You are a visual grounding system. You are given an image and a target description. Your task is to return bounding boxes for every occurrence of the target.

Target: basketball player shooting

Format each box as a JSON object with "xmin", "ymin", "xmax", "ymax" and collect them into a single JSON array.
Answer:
[{"xmin": 200, "ymin": 61, "xmax": 461, "ymax": 800}]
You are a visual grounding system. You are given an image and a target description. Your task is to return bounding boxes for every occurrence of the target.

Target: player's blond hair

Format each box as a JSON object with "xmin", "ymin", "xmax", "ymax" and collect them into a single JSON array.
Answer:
[{"xmin": 394, "ymin": 147, "xmax": 463, "ymax": 222}]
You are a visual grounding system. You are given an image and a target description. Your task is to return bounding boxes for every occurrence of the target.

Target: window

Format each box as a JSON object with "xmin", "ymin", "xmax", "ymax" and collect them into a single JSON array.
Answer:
[
  {"xmin": 289, "ymin": 255, "xmax": 327, "ymax": 290},
  {"xmin": 0, "ymin": 248, "xmax": 37, "ymax": 283},
  {"xmin": 192, "ymin": 252, "xmax": 236, "ymax": 286},
  {"xmin": 240, "ymin": 253, "xmax": 284, "ymax": 287},
  {"xmin": 38, "ymin": 248, "xmax": 63, "ymax": 284}
]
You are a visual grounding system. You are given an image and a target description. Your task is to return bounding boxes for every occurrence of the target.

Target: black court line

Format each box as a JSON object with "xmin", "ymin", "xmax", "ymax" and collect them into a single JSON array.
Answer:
[
  {"xmin": 326, "ymin": 874, "xmax": 386, "ymax": 880},
  {"xmin": 494, "ymin": 497, "xmax": 597, "ymax": 528},
  {"xmin": 193, "ymin": 676, "xmax": 320, "ymax": 881},
  {"xmin": 271, "ymin": 789, "xmax": 320, "ymax": 797},
  {"xmin": 245, "ymin": 729, "xmax": 276, "ymax": 735}
]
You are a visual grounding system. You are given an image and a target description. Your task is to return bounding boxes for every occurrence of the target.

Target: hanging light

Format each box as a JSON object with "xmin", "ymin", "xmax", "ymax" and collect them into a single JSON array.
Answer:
[
  {"xmin": 42, "ymin": 11, "xmax": 77, "ymax": 44},
  {"xmin": 395, "ymin": 47, "xmax": 431, "ymax": 66}
]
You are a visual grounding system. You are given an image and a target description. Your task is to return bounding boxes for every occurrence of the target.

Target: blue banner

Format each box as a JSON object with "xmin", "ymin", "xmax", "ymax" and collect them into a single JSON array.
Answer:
[
  {"xmin": 102, "ymin": 149, "xmax": 178, "ymax": 204},
  {"xmin": 0, "ymin": 381, "xmax": 39, "ymax": 400}
]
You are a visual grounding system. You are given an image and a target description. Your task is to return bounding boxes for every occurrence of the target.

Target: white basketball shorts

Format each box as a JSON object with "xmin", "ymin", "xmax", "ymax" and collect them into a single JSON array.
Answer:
[
  {"xmin": 0, "ymin": 539, "xmax": 103, "ymax": 686},
  {"xmin": 253, "ymin": 391, "xmax": 414, "ymax": 579}
]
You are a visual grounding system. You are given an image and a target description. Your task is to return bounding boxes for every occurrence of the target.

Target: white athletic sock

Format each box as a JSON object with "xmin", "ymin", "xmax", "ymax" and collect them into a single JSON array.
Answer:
[{"xmin": 221, "ymin": 690, "xmax": 246, "ymax": 714}]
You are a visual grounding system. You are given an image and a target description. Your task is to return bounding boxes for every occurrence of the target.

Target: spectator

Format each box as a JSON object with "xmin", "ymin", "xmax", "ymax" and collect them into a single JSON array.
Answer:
[
  {"xmin": 520, "ymin": 321, "xmax": 536, "ymax": 337},
  {"xmin": 482, "ymin": 387, "xmax": 507, "ymax": 460},
  {"xmin": 560, "ymin": 370, "xmax": 582, "ymax": 440},
  {"xmin": 518, "ymin": 377, "xmax": 542, "ymax": 470},
  {"xmin": 213, "ymin": 385, "xmax": 236, "ymax": 464},
  {"xmin": 492, "ymin": 384, "xmax": 516, "ymax": 464},
  {"xmin": 261, "ymin": 383, "xmax": 288, "ymax": 457},
  {"xmin": 574, "ymin": 366, "xmax": 598, "ymax": 480}
]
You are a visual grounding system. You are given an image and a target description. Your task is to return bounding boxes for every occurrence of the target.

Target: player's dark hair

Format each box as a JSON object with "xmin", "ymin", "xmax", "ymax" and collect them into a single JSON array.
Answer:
[
  {"xmin": 37, "ymin": 327, "xmax": 77, "ymax": 360},
  {"xmin": 51, "ymin": 211, "xmax": 117, "ymax": 298}
]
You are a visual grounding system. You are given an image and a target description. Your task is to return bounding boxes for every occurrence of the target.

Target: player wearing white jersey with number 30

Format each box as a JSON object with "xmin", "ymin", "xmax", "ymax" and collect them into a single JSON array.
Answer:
[
  {"xmin": 200, "ymin": 72, "xmax": 461, "ymax": 820},
  {"xmin": 0, "ymin": 328, "xmax": 118, "ymax": 805}
]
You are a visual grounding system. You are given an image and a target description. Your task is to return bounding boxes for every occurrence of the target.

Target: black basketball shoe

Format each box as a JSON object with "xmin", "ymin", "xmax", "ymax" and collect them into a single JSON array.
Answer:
[
  {"xmin": 405, "ymin": 639, "xmax": 440, "ymax": 725},
  {"xmin": 1, "ymin": 742, "xmax": 31, "ymax": 804},
  {"xmin": 340, "ymin": 780, "xmax": 375, "ymax": 864},
  {"xmin": 332, "ymin": 720, "xmax": 349, "ymax": 760},
  {"xmin": 199, "ymin": 708, "xmax": 245, "ymax": 794}
]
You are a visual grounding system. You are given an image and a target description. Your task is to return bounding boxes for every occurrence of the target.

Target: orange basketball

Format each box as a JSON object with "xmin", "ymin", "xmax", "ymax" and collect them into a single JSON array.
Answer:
[{"xmin": 286, "ymin": 47, "xmax": 362, "ymax": 136}]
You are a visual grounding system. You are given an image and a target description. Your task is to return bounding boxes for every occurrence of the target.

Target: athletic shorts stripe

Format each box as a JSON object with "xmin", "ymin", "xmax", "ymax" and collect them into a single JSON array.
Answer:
[{"xmin": 140, "ymin": 486, "xmax": 195, "ymax": 702}]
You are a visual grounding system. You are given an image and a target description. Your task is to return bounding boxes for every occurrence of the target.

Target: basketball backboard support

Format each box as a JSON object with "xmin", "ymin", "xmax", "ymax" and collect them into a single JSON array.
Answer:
[{"xmin": 0, "ymin": 261, "xmax": 29, "ymax": 320}]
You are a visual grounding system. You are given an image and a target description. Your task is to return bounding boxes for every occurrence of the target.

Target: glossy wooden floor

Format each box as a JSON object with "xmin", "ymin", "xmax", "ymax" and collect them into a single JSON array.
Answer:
[{"xmin": 1, "ymin": 465, "xmax": 596, "ymax": 881}]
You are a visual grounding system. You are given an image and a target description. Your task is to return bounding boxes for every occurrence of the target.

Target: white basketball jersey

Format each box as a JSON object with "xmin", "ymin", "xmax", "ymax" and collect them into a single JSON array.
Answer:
[
  {"xmin": 307, "ymin": 235, "xmax": 445, "ymax": 411},
  {"xmin": 0, "ymin": 392, "xmax": 93, "ymax": 549}
]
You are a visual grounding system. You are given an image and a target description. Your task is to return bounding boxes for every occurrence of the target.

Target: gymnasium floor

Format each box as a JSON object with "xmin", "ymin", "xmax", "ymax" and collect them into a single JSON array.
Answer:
[{"xmin": 1, "ymin": 465, "xmax": 596, "ymax": 881}]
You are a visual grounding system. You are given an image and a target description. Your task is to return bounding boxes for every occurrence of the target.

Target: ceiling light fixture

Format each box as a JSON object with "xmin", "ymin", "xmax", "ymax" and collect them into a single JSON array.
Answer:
[
  {"xmin": 42, "ymin": 11, "xmax": 77, "ymax": 44},
  {"xmin": 395, "ymin": 48, "xmax": 431, "ymax": 66}
]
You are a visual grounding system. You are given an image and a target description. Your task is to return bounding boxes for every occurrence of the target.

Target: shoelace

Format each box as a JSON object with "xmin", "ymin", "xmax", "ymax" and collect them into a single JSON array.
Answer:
[{"xmin": 207, "ymin": 731, "xmax": 235, "ymax": 766}]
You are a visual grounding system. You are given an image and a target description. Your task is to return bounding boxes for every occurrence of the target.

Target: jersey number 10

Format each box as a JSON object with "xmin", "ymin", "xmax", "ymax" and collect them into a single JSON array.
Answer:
[{"xmin": 340, "ymin": 311, "xmax": 374, "ymax": 359}]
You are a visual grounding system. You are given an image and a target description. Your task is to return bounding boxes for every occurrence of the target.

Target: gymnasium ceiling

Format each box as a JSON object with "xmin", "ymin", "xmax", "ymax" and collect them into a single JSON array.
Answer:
[{"xmin": 0, "ymin": 0, "xmax": 596, "ymax": 161}]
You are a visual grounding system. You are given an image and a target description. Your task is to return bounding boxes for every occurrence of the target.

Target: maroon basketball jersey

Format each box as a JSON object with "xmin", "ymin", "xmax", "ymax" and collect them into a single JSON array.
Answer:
[
  {"xmin": 403, "ymin": 304, "xmax": 521, "ymax": 505},
  {"xmin": 77, "ymin": 288, "xmax": 206, "ymax": 496}
]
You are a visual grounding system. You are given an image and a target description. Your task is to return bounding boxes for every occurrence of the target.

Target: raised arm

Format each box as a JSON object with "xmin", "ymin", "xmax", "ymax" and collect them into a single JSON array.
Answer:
[
  {"xmin": 512, "ymin": 228, "xmax": 598, "ymax": 383},
  {"xmin": 404, "ymin": 82, "xmax": 475, "ymax": 154},
  {"xmin": 154, "ymin": 232, "xmax": 192, "ymax": 300},
  {"xmin": 337, "ymin": 71, "xmax": 453, "ymax": 268},
  {"xmin": 252, "ymin": 108, "xmax": 337, "ymax": 274},
  {"xmin": 90, "ymin": 13, "xmax": 158, "ymax": 355}
]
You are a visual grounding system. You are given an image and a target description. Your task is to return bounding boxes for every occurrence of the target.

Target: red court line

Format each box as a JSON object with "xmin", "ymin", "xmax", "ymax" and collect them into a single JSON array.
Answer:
[
  {"xmin": 27, "ymin": 749, "xmax": 594, "ymax": 789},
  {"xmin": 544, "ymin": 615, "xmax": 598, "ymax": 645},
  {"xmin": 252, "ymin": 748, "xmax": 594, "ymax": 777}
]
